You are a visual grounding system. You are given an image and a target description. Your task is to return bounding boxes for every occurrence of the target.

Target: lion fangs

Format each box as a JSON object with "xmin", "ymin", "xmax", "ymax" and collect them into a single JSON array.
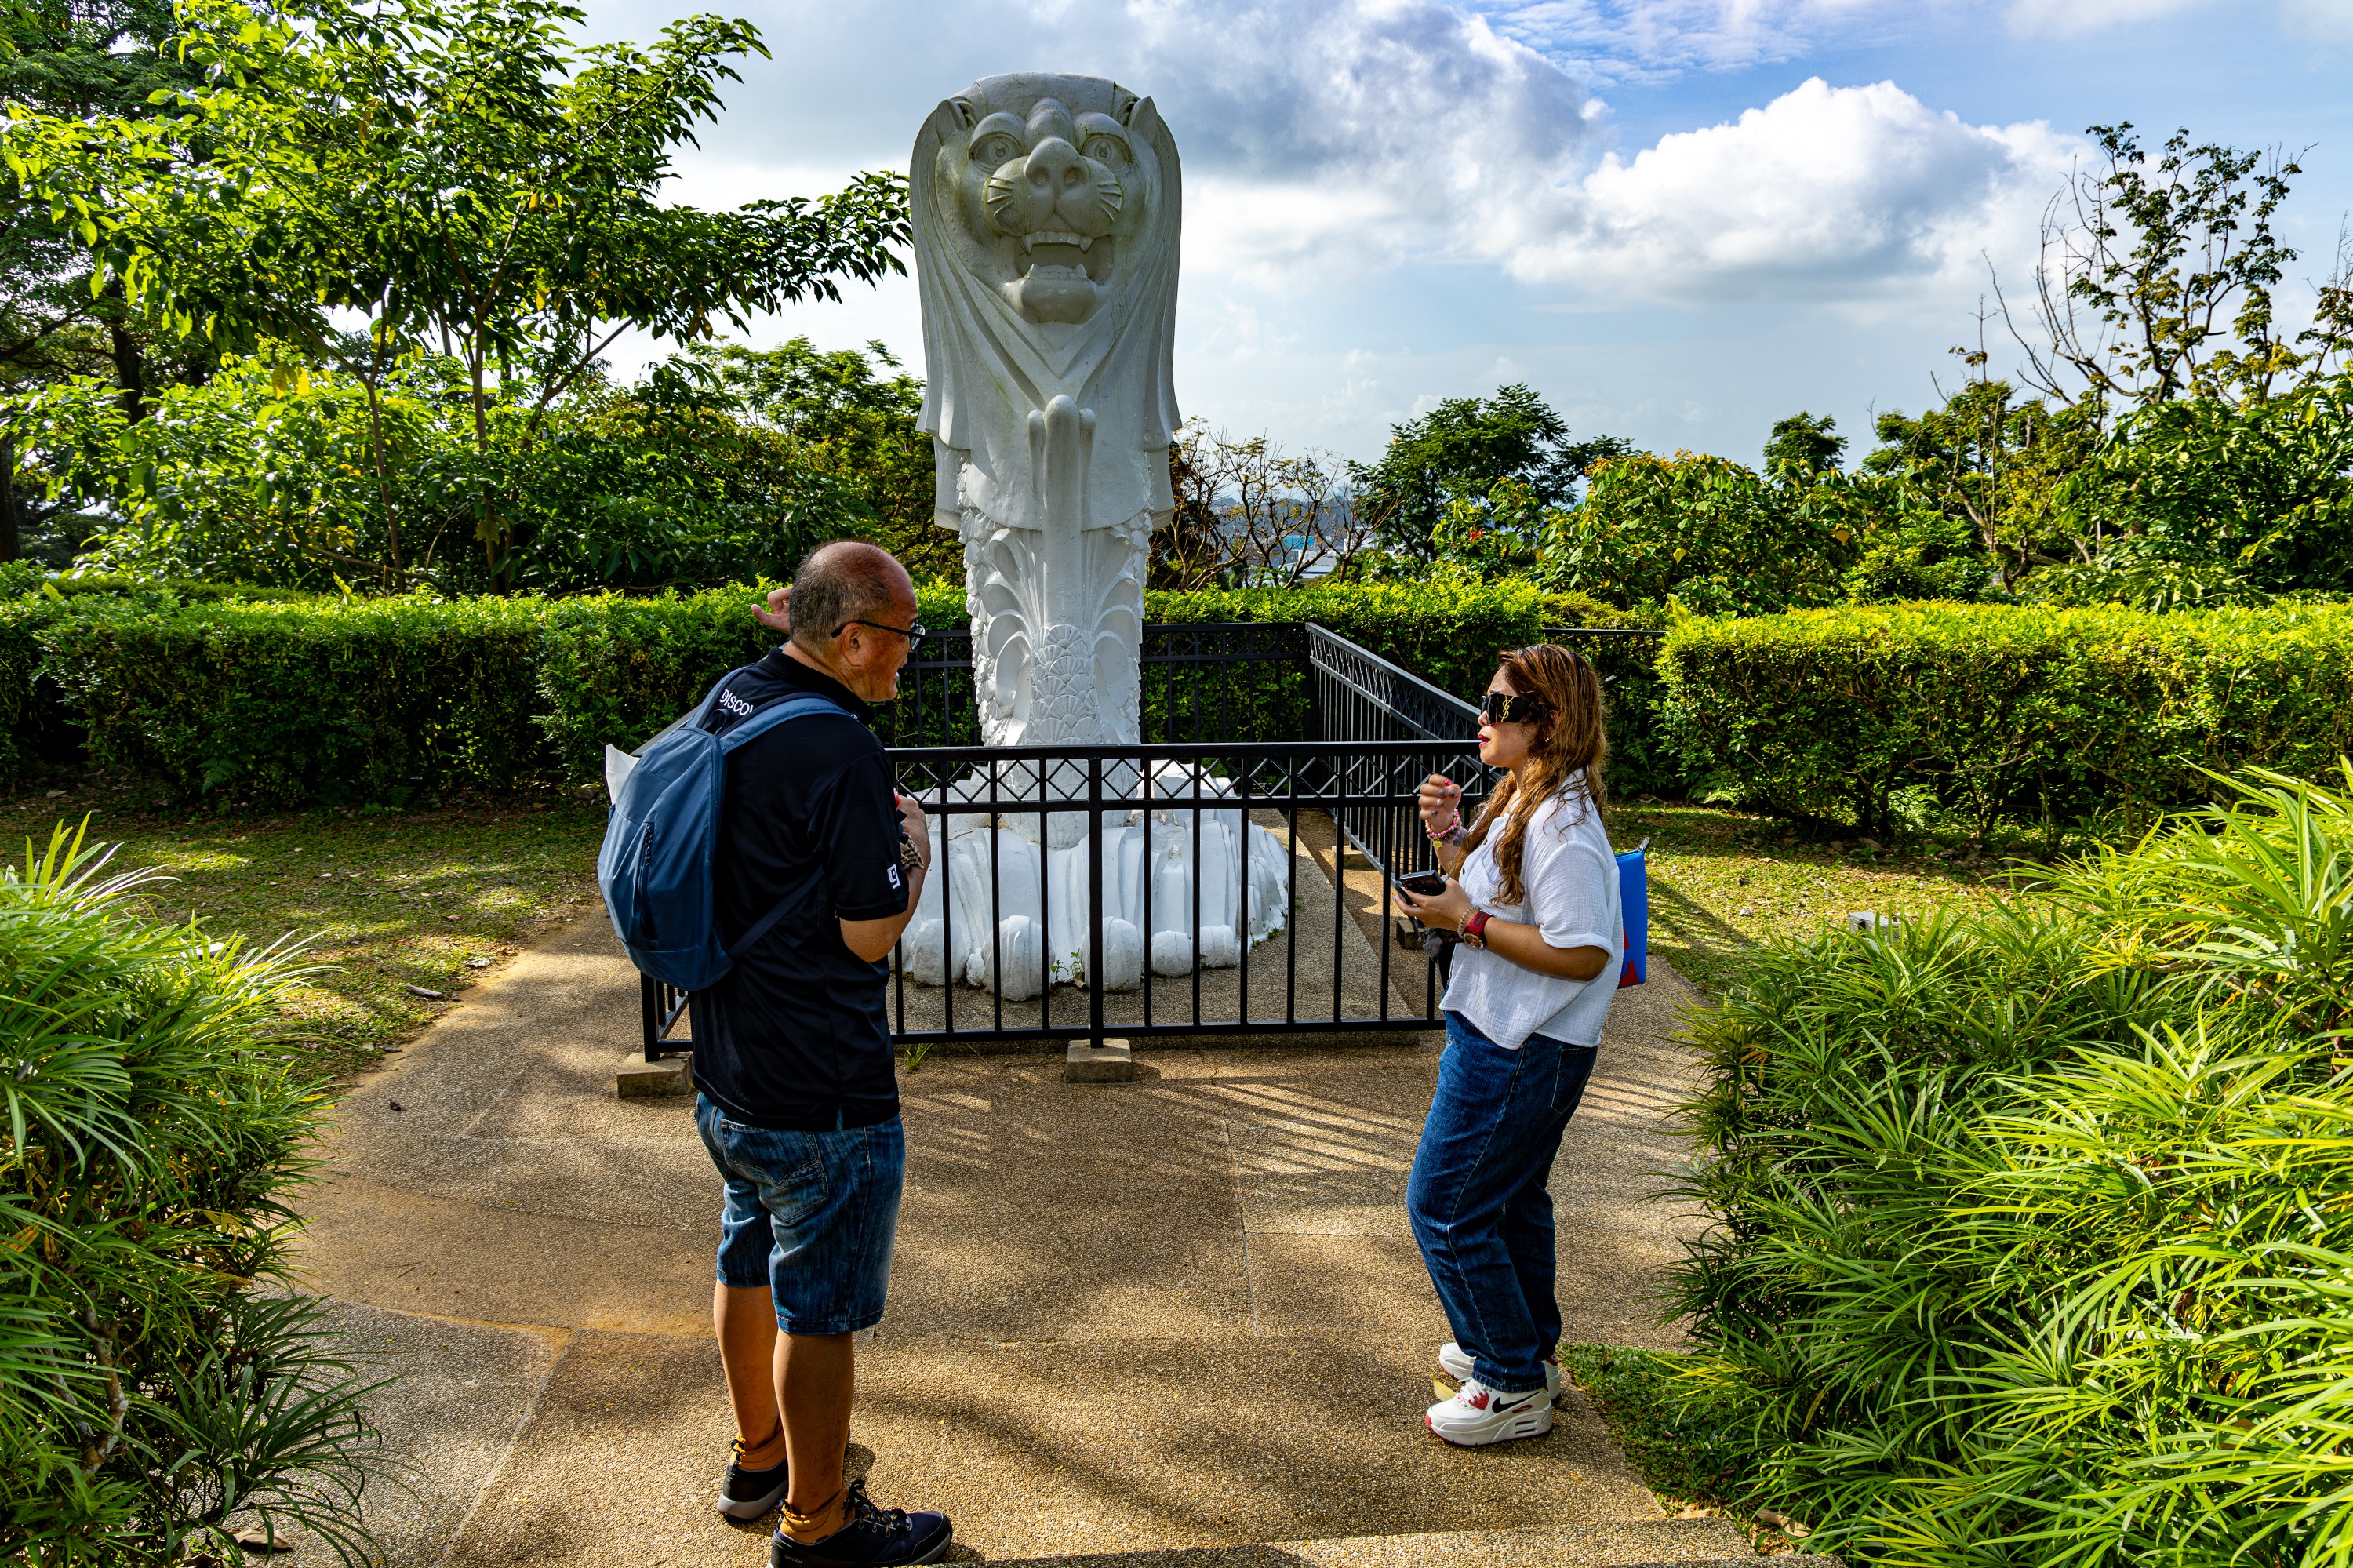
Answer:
[{"xmin": 1020, "ymin": 231, "xmax": 1094, "ymax": 253}]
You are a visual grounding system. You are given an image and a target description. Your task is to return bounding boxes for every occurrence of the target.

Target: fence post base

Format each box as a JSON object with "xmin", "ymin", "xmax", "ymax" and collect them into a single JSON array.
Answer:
[
  {"xmin": 616, "ymin": 1052, "xmax": 692, "ymax": 1099},
  {"xmin": 1064, "ymin": 1038, "xmax": 1134, "ymax": 1083}
]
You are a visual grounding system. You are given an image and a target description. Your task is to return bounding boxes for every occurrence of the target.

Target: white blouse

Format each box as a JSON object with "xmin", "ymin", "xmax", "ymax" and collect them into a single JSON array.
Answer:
[{"xmin": 1440, "ymin": 777, "xmax": 1624, "ymax": 1049}]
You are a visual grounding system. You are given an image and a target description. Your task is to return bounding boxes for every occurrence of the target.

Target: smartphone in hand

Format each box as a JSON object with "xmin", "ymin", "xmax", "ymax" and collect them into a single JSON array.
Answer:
[{"xmin": 1396, "ymin": 871, "xmax": 1448, "ymax": 898}]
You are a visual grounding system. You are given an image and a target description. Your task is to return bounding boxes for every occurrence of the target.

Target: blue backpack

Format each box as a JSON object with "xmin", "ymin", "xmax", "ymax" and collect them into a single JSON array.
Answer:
[{"xmin": 598, "ymin": 671, "xmax": 849, "ymax": 992}]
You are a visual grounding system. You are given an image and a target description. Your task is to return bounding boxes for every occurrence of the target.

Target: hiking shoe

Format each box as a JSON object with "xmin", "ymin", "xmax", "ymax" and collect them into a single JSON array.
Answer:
[
  {"xmin": 1438, "ymin": 1342, "xmax": 1560, "ymax": 1401},
  {"xmin": 1426, "ymin": 1378, "xmax": 1554, "ymax": 1446},
  {"xmin": 717, "ymin": 1434, "xmax": 790, "ymax": 1520},
  {"xmin": 769, "ymin": 1480, "xmax": 952, "ymax": 1568}
]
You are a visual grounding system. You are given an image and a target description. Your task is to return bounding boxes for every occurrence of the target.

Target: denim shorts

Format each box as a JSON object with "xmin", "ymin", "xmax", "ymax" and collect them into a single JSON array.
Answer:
[{"xmin": 694, "ymin": 1093, "xmax": 906, "ymax": 1335}]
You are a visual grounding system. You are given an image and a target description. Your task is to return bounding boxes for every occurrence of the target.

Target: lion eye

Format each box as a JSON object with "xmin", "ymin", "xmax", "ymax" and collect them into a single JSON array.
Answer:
[
  {"xmin": 1082, "ymin": 133, "xmax": 1129, "ymax": 166},
  {"xmin": 972, "ymin": 133, "xmax": 1023, "ymax": 166}
]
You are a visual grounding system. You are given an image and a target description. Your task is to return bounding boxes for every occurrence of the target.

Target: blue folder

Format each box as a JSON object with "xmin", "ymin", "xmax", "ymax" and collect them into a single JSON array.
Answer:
[{"xmin": 1616, "ymin": 840, "xmax": 1649, "ymax": 988}]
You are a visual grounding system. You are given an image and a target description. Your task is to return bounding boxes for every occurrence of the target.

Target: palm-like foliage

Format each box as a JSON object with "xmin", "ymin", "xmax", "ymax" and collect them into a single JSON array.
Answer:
[
  {"xmin": 1671, "ymin": 766, "xmax": 2353, "ymax": 1566},
  {"xmin": 0, "ymin": 823, "xmax": 391, "ymax": 1563}
]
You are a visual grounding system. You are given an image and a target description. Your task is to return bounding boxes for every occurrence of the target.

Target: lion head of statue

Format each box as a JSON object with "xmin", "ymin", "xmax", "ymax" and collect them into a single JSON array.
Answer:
[{"xmin": 922, "ymin": 75, "xmax": 1171, "ymax": 327}]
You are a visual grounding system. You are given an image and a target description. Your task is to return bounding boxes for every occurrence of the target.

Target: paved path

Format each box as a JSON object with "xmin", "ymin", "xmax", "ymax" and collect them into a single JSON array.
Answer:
[{"xmin": 285, "ymin": 915, "xmax": 1823, "ymax": 1568}]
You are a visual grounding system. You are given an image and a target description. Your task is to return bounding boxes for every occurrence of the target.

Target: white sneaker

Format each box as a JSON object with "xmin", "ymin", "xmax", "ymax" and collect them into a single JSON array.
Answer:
[
  {"xmin": 1438, "ymin": 1342, "xmax": 1560, "ymax": 1400},
  {"xmin": 1425, "ymin": 1377, "xmax": 1555, "ymax": 1446}
]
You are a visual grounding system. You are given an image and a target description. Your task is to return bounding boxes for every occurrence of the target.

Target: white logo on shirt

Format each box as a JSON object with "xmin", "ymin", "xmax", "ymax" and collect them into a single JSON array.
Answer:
[
  {"xmin": 886, "ymin": 863, "xmax": 902, "ymax": 890},
  {"xmin": 717, "ymin": 688, "xmax": 755, "ymax": 719}
]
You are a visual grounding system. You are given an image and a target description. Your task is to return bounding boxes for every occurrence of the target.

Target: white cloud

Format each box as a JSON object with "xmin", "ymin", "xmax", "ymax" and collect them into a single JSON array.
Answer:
[
  {"xmin": 2279, "ymin": 0, "xmax": 2353, "ymax": 38},
  {"xmin": 2002, "ymin": 0, "xmax": 2206, "ymax": 37},
  {"xmin": 1500, "ymin": 78, "xmax": 2080, "ymax": 302},
  {"xmin": 1464, "ymin": 0, "xmax": 1922, "ymax": 80}
]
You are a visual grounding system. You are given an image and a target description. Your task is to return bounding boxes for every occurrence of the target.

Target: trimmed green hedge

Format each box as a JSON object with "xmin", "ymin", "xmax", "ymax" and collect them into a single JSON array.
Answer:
[
  {"xmin": 0, "ymin": 597, "xmax": 56, "ymax": 784},
  {"xmin": 1661, "ymin": 602, "xmax": 2353, "ymax": 835},
  {"xmin": 43, "ymin": 594, "xmax": 553, "ymax": 806},
  {"xmin": 0, "ymin": 570, "xmax": 1655, "ymax": 806}
]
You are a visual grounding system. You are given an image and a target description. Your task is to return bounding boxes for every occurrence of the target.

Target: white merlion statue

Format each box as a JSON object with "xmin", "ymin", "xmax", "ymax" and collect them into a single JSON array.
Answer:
[
  {"xmin": 911, "ymin": 72, "xmax": 1179, "ymax": 749},
  {"xmin": 900, "ymin": 73, "xmax": 1288, "ymax": 1002}
]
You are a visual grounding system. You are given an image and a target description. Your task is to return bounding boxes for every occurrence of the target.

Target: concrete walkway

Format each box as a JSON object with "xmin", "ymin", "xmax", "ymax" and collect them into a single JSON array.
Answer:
[{"xmin": 285, "ymin": 915, "xmax": 1830, "ymax": 1568}]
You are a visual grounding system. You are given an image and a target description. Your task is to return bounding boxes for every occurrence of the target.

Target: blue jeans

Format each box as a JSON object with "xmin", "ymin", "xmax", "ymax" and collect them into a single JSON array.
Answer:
[
  {"xmin": 1407, "ymin": 1012, "xmax": 1599, "ymax": 1393},
  {"xmin": 696, "ymin": 1094, "xmax": 905, "ymax": 1335}
]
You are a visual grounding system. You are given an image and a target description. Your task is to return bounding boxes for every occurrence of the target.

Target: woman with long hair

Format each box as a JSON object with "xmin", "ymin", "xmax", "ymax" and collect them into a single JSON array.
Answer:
[{"xmin": 1395, "ymin": 643, "xmax": 1623, "ymax": 1446}]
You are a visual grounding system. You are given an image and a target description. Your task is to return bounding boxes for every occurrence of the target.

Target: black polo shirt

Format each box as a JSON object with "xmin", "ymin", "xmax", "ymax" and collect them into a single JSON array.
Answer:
[{"xmin": 690, "ymin": 649, "xmax": 907, "ymax": 1130}]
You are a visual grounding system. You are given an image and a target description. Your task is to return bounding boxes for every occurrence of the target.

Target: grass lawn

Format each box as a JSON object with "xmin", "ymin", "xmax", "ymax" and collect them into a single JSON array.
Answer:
[
  {"xmin": 1610, "ymin": 802, "xmax": 2017, "ymax": 997},
  {"xmin": 5, "ymin": 776, "xmax": 2034, "ymax": 1089},
  {"xmin": 2, "ymin": 778, "xmax": 609, "ymax": 1082}
]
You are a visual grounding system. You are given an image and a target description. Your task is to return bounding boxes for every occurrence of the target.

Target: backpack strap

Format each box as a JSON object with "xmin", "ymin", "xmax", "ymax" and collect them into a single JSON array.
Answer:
[{"xmin": 719, "ymin": 693, "xmax": 859, "ymax": 961}]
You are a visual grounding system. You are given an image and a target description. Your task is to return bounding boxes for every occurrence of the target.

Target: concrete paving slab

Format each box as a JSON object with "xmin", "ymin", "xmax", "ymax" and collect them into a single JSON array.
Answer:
[
  {"xmin": 291, "ymin": 883, "xmax": 1738, "ymax": 1568},
  {"xmin": 280, "ymin": 1301, "xmax": 566, "ymax": 1568},
  {"xmin": 289, "ymin": 1177, "xmax": 712, "ymax": 1335},
  {"xmin": 955, "ymin": 1520, "xmax": 1790, "ymax": 1566},
  {"xmin": 889, "ymin": 1060, "xmax": 1253, "ymax": 1342},
  {"xmin": 438, "ymin": 1329, "xmax": 1689, "ymax": 1568}
]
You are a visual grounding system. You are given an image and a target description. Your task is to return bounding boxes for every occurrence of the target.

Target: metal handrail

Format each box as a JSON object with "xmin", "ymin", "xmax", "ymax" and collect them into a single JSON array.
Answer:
[{"xmin": 640, "ymin": 622, "xmax": 1495, "ymax": 1060}]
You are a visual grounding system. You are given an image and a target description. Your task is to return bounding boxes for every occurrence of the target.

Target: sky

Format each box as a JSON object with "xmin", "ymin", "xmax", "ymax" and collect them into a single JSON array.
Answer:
[{"xmin": 580, "ymin": 0, "xmax": 2353, "ymax": 467}]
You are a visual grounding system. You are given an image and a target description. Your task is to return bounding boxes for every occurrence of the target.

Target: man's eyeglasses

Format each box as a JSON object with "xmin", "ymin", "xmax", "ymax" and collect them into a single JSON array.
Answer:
[
  {"xmin": 1478, "ymin": 691, "xmax": 1551, "ymax": 726},
  {"xmin": 836, "ymin": 619, "xmax": 927, "ymax": 646}
]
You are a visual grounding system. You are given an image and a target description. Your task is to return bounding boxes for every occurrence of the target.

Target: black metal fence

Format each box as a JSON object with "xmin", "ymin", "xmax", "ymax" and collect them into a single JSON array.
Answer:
[
  {"xmin": 639, "ymin": 621, "xmax": 1659, "ymax": 1060},
  {"xmin": 643, "ymin": 622, "xmax": 1491, "ymax": 1059}
]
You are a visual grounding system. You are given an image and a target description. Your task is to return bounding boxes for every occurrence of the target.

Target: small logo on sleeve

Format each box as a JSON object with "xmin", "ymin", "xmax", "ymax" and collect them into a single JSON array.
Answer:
[{"xmin": 887, "ymin": 862, "xmax": 903, "ymax": 890}]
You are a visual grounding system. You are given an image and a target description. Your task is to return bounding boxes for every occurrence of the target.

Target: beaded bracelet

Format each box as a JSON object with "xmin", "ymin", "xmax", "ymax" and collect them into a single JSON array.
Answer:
[{"xmin": 1427, "ymin": 816, "xmax": 1464, "ymax": 845}]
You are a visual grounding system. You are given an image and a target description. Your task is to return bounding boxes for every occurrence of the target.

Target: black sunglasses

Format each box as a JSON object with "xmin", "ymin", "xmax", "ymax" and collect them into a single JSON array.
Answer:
[
  {"xmin": 836, "ymin": 618, "xmax": 926, "ymax": 645},
  {"xmin": 1479, "ymin": 691, "xmax": 1551, "ymax": 726}
]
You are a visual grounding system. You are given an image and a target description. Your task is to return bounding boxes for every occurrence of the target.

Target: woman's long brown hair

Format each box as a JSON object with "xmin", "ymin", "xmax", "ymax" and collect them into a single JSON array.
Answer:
[{"xmin": 1460, "ymin": 645, "xmax": 1607, "ymax": 906}]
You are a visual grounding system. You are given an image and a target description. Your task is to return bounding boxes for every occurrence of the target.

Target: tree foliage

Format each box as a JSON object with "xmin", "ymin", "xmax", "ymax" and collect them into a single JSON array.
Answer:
[
  {"xmin": 1352, "ymin": 383, "xmax": 1627, "ymax": 563},
  {"xmin": 1152, "ymin": 423, "xmax": 1369, "ymax": 590},
  {"xmin": 0, "ymin": 0, "xmax": 909, "ymax": 584},
  {"xmin": 2, "ymin": 825, "xmax": 391, "ymax": 1561},
  {"xmin": 7, "ymin": 350, "xmax": 889, "ymax": 593},
  {"xmin": 1672, "ymin": 765, "xmax": 2353, "ymax": 1565}
]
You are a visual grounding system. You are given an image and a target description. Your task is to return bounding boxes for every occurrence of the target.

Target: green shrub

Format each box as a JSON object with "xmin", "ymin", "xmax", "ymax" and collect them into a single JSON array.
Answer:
[
  {"xmin": 42, "ymin": 593, "xmax": 553, "ymax": 806},
  {"xmin": 1660, "ymin": 602, "xmax": 2353, "ymax": 837},
  {"xmin": 10, "ymin": 570, "xmax": 1665, "ymax": 800},
  {"xmin": 1147, "ymin": 572, "xmax": 1552, "ymax": 694},
  {"xmin": 33, "ymin": 576, "xmax": 325, "ymax": 604},
  {"xmin": 0, "ymin": 596, "xmax": 60, "ymax": 785},
  {"xmin": 1669, "ymin": 765, "xmax": 2353, "ymax": 1566},
  {"xmin": 2, "ymin": 826, "xmax": 388, "ymax": 1559},
  {"xmin": 533, "ymin": 575, "xmax": 1562, "ymax": 783},
  {"xmin": 533, "ymin": 580, "xmax": 969, "ymax": 783}
]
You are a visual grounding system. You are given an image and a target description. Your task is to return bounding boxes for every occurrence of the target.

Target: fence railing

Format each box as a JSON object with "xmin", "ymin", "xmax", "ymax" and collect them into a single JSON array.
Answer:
[
  {"xmin": 875, "ymin": 621, "xmax": 1309, "ymax": 748},
  {"xmin": 639, "ymin": 620, "xmax": 1660, "ymax": 1060},
  {"xmin": 1304, "ymin": 624, "xmax": 1489, "ymax": 890}
]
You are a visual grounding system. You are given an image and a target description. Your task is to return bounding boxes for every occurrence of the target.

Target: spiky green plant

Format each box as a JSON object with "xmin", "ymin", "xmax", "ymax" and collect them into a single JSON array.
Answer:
[
  {"xmin": 1668, "ymin": 765, "xmax": 2353, "ymax": 1566},
  {"xmin": 0, "ymin": 823, "xmax": 391, "ymax": 1563}
]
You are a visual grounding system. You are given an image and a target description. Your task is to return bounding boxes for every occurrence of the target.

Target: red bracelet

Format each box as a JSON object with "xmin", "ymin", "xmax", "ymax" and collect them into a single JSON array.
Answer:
[{"xmin": 1461, "ymin": 908, "xmax": 1490, "ymax": 950}]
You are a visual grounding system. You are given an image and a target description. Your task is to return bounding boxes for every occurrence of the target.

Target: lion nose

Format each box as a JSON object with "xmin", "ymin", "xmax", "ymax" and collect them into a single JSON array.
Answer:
[{"xmin": 1024, "ymin": 137, "xmax": 1089, "ymax": 198}]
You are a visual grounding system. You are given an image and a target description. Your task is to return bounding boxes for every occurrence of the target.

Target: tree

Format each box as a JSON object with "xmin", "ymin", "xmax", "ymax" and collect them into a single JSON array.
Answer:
[
  {"xmin": 1861, "ymin": 371, "xmax": 2100, "ymax": 588},
  {"xmin": 1998, "ymin": 123, "xmax": 2352, "ymax": 414},
  {"xmin": 1353, "ymin": 384, "xmax": 1627, "ymax": 561},
  {"xmin": 4, "ymin": 0, "xmax": 910, "ymax": 588},
  {"xmin": 1151, "ymin": 423, "xmax": 1367, "ymax": 589},
  {"xmin": 1762, "ymin": 411, "xmax": 1847, "ymax": 482},
  {"xmin": 22, "ymin": 348, "xmax": 880, "ymax": 592},
  {"xmin": 1536, "ymin": 451, "xmax": 1860, "ymax": 617},
  {"xmin": 679, "ymin": 337, "xmax": 951, "ymax": 580},
  {"xmin": 2054, "ymin": 376, "xmax": 2353, "ymax": 595},
  {"xmin": 0, "ymin": 0, "xmax": 220, "ymax": 558}
]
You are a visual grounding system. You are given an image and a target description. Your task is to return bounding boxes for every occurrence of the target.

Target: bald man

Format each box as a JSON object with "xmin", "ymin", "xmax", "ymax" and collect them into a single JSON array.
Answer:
[{"xmin": 694, "ymin": 541, "xmax": 953, "ymax": 1567}]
